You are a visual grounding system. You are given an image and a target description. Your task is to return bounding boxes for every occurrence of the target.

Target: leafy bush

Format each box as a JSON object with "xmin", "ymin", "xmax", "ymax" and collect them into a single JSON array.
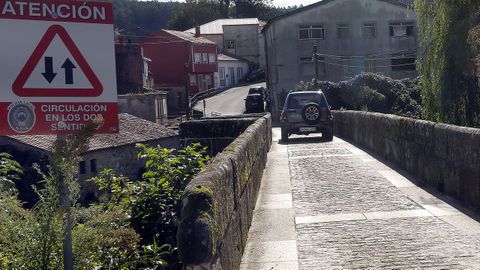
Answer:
[
  {"xmin": 72, "ymin": 208, "xmax": 140, "ymax": 269},
  {"xmin": 0, "ymin": 153, "xmax": 23, "ymax": 194},
  {"xmin": 295, "ymin": 73, "xmax": 422, "ymax": 118},
  {"xmin": 0, "ymin": 140, "xmax": 209, "ymax": 269},
  {"xmin": 90, "ymin": 143, "xmax": 210, "ymax": 268}
]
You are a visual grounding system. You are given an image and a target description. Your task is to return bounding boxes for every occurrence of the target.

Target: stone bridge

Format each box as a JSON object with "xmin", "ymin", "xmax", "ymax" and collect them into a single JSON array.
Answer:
[{"xmin": 177, "ymin": 111, "xmax": 480, "ymax": 270}]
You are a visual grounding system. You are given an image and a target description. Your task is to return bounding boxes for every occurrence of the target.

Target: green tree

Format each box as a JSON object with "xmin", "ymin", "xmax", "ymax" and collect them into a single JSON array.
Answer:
[
  {"xmin": 415, "ymin": 0, "xmax": 480, "ymax": 127},
  {"xmin": 167, "ymin": 0, "xmax": 224, "ymax": 31},
  {"xmin": 167, "ymin": 0, "xmax": 278, "ymax": 31}
]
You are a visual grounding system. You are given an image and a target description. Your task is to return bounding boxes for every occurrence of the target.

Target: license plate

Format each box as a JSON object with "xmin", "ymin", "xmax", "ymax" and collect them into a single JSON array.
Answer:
[{"xmin": 299, "ymin": 127, "xmax": 316, "ymax": 132}]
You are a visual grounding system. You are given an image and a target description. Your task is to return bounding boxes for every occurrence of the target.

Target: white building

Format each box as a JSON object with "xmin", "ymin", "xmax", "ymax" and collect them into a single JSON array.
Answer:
[
  {"xmin": 186, "ymin": 18, "xmax": 265, "ymax": 69},
  {"xmin": 214, "ymin": 53, "xmax": 249, "ymax": 89}
]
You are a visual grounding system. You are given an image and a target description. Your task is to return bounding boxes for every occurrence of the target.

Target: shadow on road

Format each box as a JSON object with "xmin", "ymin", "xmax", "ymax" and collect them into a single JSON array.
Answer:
[{"xmin": 278, "ymin": 135, "xmax": 331, "ymax": 145}]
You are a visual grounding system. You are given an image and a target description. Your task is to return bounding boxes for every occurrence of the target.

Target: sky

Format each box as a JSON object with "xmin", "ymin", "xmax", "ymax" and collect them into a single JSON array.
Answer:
[{"xmin": 150, "ymin": 0, "xmax": 320, "ymax": 8}]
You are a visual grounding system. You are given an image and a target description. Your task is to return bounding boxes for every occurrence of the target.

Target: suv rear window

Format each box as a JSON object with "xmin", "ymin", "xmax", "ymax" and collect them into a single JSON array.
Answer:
[
  {"xmin": 246, "ymin": 94, "xmax": 263, "ymax": 101},
  {"xmin": 248, "ymin": 87, "xmax": 264, "ymax": 96},
  {"xmin": 286, "ymin": 93, "xmax": 327, "ymax": 109}
]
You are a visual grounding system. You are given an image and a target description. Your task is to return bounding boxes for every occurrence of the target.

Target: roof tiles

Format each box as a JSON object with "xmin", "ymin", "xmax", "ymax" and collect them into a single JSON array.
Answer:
[{"xmin": 8, "ymin": 113, "xmax": 177, "ymax": 153}]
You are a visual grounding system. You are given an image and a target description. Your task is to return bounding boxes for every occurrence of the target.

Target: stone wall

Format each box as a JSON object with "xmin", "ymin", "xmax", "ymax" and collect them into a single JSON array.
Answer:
[
  {"xmin": 177, "ymin": 114, "xmax": 272, "ymax": 269},
  {"xmin": 118, "ymin": 92, "xmax": 169, "ymax": 124},
  {"xmin": 179, "ymin": 116, "xmax": 263, "ymax": 156},
  {"xmin": 333, "ymin": 111, "xmax": 480, "ymax": 211}
]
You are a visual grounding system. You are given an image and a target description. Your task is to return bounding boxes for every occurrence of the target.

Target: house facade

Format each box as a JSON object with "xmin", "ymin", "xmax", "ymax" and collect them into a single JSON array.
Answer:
[
  {"xmin": 0, "ymin": 114, "xmax": 179, "ymax": 205},
  {"xmin": 118, "ymin": 92, "xmax": 169, "ymax": 125},
  {"xmin": 142, "ymin": 30, "xmax": 218, "ymax": 114},
  {"xmin": 186, "ymin": 18, "xmax": 265, "ymax": 69},
  {"xmin": 215, "ymin": 53, "xmax": 249, "ymax": 89},
  {"xmin": 263, "ymin": 0, "xmax": 417, "ymax": 119}
]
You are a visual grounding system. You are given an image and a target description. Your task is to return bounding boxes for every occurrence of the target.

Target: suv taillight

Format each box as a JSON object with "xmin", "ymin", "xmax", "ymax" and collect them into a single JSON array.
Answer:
[
  {"xmin": 326, "ymin": 107, "xmax": 333, "ymax": 119},
  {"xmin": 280, "ymin": 110, "xmax": 288, "ymax": 121}
]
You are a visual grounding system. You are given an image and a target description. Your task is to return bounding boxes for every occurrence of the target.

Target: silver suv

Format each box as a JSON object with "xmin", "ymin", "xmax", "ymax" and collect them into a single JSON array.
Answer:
[{"xmin": 280, "ymin": 90, "xmax": 333, "ymax": 142}]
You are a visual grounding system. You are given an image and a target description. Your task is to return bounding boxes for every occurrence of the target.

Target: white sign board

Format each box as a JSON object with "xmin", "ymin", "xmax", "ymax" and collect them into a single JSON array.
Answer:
[{"xmin": 0, "ymin": 0, "xmax": 118, "ymax": 134}]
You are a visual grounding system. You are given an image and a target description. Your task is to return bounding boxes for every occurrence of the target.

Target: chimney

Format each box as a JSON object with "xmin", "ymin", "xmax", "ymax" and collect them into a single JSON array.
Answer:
[{"xmin": 195, "ymin": 26, "xmax": 201, "ymax": 37}]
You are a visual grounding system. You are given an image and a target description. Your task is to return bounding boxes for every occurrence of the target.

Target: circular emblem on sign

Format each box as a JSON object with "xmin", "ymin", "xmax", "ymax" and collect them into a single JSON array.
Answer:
[{"xmin": 7, "ymin": 102, "xmax": 36, "ymax": 133}]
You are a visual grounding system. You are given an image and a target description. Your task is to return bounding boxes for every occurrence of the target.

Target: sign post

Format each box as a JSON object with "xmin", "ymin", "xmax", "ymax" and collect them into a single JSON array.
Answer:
[{"xmin": 1, "ymin": 1, "xmax": 118, "ymax": 267}]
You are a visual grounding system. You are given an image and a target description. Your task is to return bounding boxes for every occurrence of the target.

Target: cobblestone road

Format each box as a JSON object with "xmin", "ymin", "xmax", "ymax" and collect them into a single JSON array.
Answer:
[
  {"xmin": 288, "ymin": 135, "xmax": 480, "ymax": 269},
  {"xmin": 241, "ymin": 130, "xmax": 480, "ymax": 270}
]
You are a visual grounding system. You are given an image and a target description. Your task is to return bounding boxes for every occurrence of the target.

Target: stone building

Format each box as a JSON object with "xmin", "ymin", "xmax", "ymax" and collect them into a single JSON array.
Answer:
[
  {"xmin": 0, "ymin": 113, "xmax": 179, "ymax": 204},
  {"xmin": 185, "ymin": 18, "xmax": 266, "ymax": 69},
  {"xmin": 215, "ymin": 53, "xmax": 249, "ymax": 88},
  {"xmin": 263, "ymin": 0, "xmax": 416, "ymax": 119},
  {"xmin": 118, "ymin": 92, "xmax": 169, "ymax": 125}
]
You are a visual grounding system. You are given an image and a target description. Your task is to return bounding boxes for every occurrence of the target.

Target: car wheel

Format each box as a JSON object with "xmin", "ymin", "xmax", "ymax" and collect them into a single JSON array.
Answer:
[
  {"xmin": 281, "ymin": 128, "xmax": 288, "ymax": 142},
  {"xmin": 302, "ymin": 103, "xmax": 321, "ymax": 124}
]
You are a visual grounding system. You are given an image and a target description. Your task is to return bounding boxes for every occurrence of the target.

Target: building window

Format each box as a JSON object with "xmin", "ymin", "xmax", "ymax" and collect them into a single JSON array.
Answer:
[
  {"xmin": 90, "ymin": 159, "xmax": 97, "ymax": 173},
  {"xmin": 190, "ymin": 74, "xmax": 197, "ymax": 86},
  {"xmin": 219, "ymin": 67, "xmax": 225, "ymax": 80},
  {"xmin": 79, "ymin": 161, "xmax": 86, "ymax": 174},
  {"xmin": 340, "ymin": 57, "xmax": 351, "ymax": 76},
  {"xmin": 389, "ymin": 22, "xmax": 414, "ymax": 37},
  {"xmin": 208, "ymin": 53, "xmax": 216, "ymax": 64},
  {"xmin": 194, "ymin": 53, "xmax": 202, "ymax": 64},
  {"xmin": 365, "ymin": 58, "xmax": 376, "ymax": 73},
  {"xmin": 337, "ymin": 24, "xmax": 351, "ymax": 39},
  {"xmin": 300, "ymin": 56, "xmax": 313, "ymax": 63},
  {"xmin": 202, "ymin": 53, "xmax": 208, "ymax": 64},
  {"xmin": 225, "ymin": 40, "xmax": 235, "ymax": 50},
  {"xmin": 363, "ymin": 23, "xmax": 376, "ymax": 38},
  {"xmin": 298, "ymin": 25, "xmax": 325, "ymax": 40},
  {"xmin": 391, "ymin": 53, "xmax": 416, "ymax": 71},
  {"xmin": 237, "ymin": 67, "xmax": 244, "ymax": 80}
]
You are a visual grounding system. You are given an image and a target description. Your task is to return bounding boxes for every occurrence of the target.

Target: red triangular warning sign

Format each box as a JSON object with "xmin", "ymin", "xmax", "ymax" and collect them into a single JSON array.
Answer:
[{"xmin": 12, "ymin": 25, "xmax": 103, "ymax": 97}]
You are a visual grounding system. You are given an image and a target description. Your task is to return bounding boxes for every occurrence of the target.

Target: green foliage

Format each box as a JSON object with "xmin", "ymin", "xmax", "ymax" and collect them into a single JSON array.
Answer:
[
  {"xmin": 358, "ymin": 86, "xmax": 387, "ymax": 112},
  {"xmin": 167, "ymin": 0, "xmax": 279, "ymax": 31},
  {"xmin": 294, "ymin": 73, "xmax": 422, "ymax": 118},
  {"xmin": 0, "ymin": 138, "xmax": 209, "ymax": 269},
  {"xmin": 72, "ymin": 208, "xmax": 140, "ymax": 269},
  {"xmin": 415, "ymin": 0, "xmax": 480, "ymax": 127},
  {"xmin": 167, "ymin": 0, "xmax": 224, "ymax": 31},
  {"xmin": 91, "ymin": 143, "xmax": 210, "ymax": 268},
  {"xmin": 107, "ymin": 0, "xmax": 181, "ymax": 37},
  {"xmin": 0, "ymin": 153, "xmax": 23, "ymax": 194}
]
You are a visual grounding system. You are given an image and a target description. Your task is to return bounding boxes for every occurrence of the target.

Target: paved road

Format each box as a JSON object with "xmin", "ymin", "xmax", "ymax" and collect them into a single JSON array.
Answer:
[
  {"xmin": 193, "ymin": 82, "xmax": 266, "ymax": 116},
  {"xmin": 241, "ymin": 130, "xmax": 480, "ymax": 269}
]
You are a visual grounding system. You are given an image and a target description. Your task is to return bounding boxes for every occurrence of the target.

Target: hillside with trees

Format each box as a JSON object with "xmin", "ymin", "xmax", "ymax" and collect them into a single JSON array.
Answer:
[{"xmin": 108, "ymin": 0, "xmax": 294, "ymax": 37}]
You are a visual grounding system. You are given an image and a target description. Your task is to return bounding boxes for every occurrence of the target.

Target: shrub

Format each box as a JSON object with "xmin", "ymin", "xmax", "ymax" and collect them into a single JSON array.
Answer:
[
  {"xmin": 295, "ymin": 73, "xmax": 422, "ymax": 117},
  {"xmin": 90, "ymin": 143, "xmax": 210, "ymax": 268}
]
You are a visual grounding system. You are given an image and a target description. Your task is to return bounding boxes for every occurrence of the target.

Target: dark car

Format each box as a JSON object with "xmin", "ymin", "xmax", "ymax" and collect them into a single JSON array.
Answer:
[
  {"xmin": 280, "ymin": 90, "xmax": 333, "ymax": 142},
  {"xmin": 248, "ymin": 86, "xmax": 265, "ymax": 99},
  {"xmin": 245, "ymin": 94, "xmax": 265, "ymax": 113},
  {"xmin": 244, "ymin": 68, "xmax": 265, "ymax": 82}
]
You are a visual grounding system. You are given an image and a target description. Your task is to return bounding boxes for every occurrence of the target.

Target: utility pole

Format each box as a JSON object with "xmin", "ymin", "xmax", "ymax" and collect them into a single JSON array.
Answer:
[{"xmin": 313, "ymin": 45, "xmax": 319, "ymax": 87}]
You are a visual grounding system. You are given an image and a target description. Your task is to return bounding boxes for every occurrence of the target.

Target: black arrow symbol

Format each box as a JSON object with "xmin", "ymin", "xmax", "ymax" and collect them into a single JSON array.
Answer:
[
  {"xmin": 41, "ymin": 57, "xmax": 57, "ymax": 83},
  {"xmin": 61, "ymin": 58, "xmax": 76, "ymax": 85}
]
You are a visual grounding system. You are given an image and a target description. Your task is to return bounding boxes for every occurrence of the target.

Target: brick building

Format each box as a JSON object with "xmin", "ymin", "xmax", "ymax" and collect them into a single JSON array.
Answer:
[{"xmin": 142, "ymin": 29, "xmax": 218, "ymax": 115}]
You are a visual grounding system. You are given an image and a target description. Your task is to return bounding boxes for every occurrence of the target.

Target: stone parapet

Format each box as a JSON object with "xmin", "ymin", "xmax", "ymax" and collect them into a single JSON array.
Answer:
[
  {"xmin": 333, "ymin": 110, "xmax": 480, "ymax": 211},
  {"xmin": 177, "ymin": 114, "xmax": 272, "ymax": 269}
]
